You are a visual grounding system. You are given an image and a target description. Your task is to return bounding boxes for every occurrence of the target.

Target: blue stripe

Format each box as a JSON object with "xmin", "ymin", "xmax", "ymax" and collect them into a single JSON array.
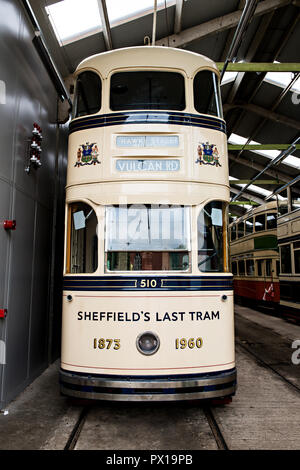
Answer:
[
  {"xmin": 63, "ymin": 275, "xmax": 233, "ymax": 291},
  {"xmin": 69, "ymin": 111, "xmax": 226, "ymax": 135}
]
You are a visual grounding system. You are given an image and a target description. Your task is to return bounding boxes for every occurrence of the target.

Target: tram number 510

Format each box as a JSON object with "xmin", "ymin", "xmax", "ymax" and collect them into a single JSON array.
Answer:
[
  {"xmin": 140, "ymin": 279, "xmax": 158, "ymax": 288},
  {"xmin": 175, "ymin": 337, "xmax": 203, "ymax": 349}
]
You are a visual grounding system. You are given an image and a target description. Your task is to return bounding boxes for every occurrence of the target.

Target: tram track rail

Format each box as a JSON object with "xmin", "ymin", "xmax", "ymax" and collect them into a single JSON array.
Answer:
[
  {"xmin": 64, "ymin": 406, "xmax": 91, "ymax": 451},
  {"xmin": 64, "ymin": 400, "xmax": 229, "ymax": 451},
  {"xmin": 203, "ymin": 406, "xmax": 228, "ymax": 450},
  {"xmin": 236, "ymin": 338, "xmax": 300, "ymax": 394},
  {"xmin": 235, "ymin": 313, "xmax": 300, "ymax": 395}
]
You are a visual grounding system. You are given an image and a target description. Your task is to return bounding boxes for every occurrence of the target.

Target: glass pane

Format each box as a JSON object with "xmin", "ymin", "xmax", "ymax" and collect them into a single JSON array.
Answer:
[
  {"xmin": 231, "ymin": 224, "xmax": 236, "ymax": 241},
  {"xmin": 266, "ymin": 213, "xmax": 277, "ymax": 230},
  {"xmin": 193, "ymin": 71, "xmax": 222, "ymax": 117},
  {"xmin": 246, "ymin": 259, "xmax": 255, "ymax": 276},
  {"xmin": 68, "ymin": 202, "xmax": 98, "ymax": 273},
  {"xmin": 278, "ymin": 203, "xmax": 288, "ymax": 216},
  {"xmin": 110, "ymin": 71, "xmax": 185, "ymax": 111},
  {"xmin": 280, "ymin": 245, "xmax": 291, "ymax": 273},
  {"xmin": 232, "ymin": 261, "xmax": 237, "ymax": 275},
  {"xmin": 238, "ymin": 260, "xmax": 245, "ymax": 275},
  {"xmin": 106, "ymin": 205, "xmax": 190, "ymax": 252},
  {"xmin": 294, "ymin": 250, "xmax": 300, "ymax": 273},
  {"xmin": 276, "ymin": 260, "xmax": 280, "ymax": 276},
  {"xmin": 245, "ymin": 218, "xmax": 253, "ymax": 234},
  {"xmin": 105, "ymin": 205, "xmax": 190, "ymax": 272},
  {"xmin": 74, "ymin": 71, "xmax": 102, "ymax": 118},
  {"xmin": 254, "ymin": 214, "xmax": 265, "ymax": 231},
  {"xmin": 266, "ymin": 259, "xmax": 272, "ymax": 276},
  {"xmin": 237, "ymin": 222, "xmax": 244, "ymax": 238},
  {"xmin": 198, "ymin": 201, "xmax": 225, "ymax": 272},
  {"xmin": 292, "ymin": 185, "xmax": 300, "ymax": 211},
  {"xmin": 257, "ymin": 259, "xmax": 263, "ymax": 276},
  {"xmin": 107, "ymin": 251, "xmax": 189, "ymax": 271}
]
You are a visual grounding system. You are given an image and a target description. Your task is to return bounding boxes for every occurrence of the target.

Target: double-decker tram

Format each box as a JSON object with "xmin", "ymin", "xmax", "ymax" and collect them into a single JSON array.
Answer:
[
  {"xmin": 278, "ymin": 197, "xmax": 300, "ymax": 322},
  {"xmin": 60, "ymin": 46, "xmax": 236, "ymax": 401},
  {"xmin": 229, "ymin": 202, "xmax": 280, "ymax": 312}
]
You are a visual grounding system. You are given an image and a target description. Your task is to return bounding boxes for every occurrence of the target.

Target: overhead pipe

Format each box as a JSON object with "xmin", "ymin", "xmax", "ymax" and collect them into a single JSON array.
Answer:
[
  {"xmin": 220, "ymin": 0, "xmax": 259, "ymax": 81},
  {"xmin": 265, "ymin": 173, "xmax": 300, "ymax": 201},
  {"xmin": 152, "ymin": 0, "xmax": 158, "ymax": 46},
  {"xmin": 231, "ymin": 135, "xmax": 300, "ymax": 202},
  {"xmin": 21, "ymin": 0, "xmax": 72, "ymax": 109}
]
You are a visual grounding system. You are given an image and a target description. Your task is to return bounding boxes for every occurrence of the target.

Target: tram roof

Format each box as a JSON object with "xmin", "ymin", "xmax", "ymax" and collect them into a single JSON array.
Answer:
[
  {"xmin": 29, "ymin": 0, "xmax": 300, "ymax": 218},
  {"xmin": 229, "ymin": 200, "xmax": 279, "ymax": 226},
  {"xmin": 76, "ymin": 46, "xmax": 219, "ymax": 78}
]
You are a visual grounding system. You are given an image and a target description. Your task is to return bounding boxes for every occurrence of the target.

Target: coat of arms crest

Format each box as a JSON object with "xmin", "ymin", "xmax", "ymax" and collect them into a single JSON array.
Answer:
[
  {"xmin": 75, "ymin": 142, "xmax": 100, "ymax": 167},
  {"xmin": 195, "ymin": 142, "xmax": 221, "ymax": 167}
]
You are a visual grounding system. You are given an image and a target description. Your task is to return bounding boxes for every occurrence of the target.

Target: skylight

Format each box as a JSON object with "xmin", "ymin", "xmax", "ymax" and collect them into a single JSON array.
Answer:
[
  {"xmin": 264, "ymin": 62, "xmax": 300, "ymax": 94},
  {"xmin": 229, "ymin": 133, "xmax": 299, "ymax": 170},
  {"xmin": 229, "ymin": 176, "xmax": 278, "ymax": 199},
  {"xmin": 46, "ymin": 0, "xmax": 102, "ymax": 45},
  {"xmin": 221, "ymin": 71, "xmax": 238, "ymax": 85},
  {"xmin": 46, "ymin": 0, "xmax": 175, "ymax": 46}
]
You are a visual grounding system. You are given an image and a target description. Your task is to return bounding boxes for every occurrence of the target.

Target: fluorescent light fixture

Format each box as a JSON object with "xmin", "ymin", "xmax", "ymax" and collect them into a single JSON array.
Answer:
[
  {"xmin": 228, "ymin": 133, "xmax": 299, "ymax": 170},
  {"xmin": 46, "ymin": 0, "xmax": 175, "ymax": 46}
]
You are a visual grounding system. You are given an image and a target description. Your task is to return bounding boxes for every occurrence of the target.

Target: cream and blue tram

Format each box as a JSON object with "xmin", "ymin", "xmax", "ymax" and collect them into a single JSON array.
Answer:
[
  {"xmin": 278, "ymin": 205, "xmax": 300, "ymax": 322},
  {"xmin": 60, "ymin": 46, "xmax": 236, "ymax": 401}
]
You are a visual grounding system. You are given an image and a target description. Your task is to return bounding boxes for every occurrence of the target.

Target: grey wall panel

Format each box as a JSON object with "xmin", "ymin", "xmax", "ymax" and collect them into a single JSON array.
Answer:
[
  {"xmin": 0, "ymin": 1, "xmax": 20, "ymax": 182},
  {"xmin": 0, "ymin": 179, "xmax": 11, "ymax": 403},
  {"xmin": 29, "ymin": 203, "xmax": 51, "ymax": 376},
  {"xmin": 0, "ymin": 0, "xmax": 68, "ymax": 408},
  {"xmin": 3, "ymin": 190, "xmax": 35, "ymax": 401}
]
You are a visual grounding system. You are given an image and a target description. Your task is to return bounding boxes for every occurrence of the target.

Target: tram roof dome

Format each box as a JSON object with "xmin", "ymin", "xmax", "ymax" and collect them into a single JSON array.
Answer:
[{"xmin": 75, "ymin": 46, "xmax": 219, "ymax": 78}]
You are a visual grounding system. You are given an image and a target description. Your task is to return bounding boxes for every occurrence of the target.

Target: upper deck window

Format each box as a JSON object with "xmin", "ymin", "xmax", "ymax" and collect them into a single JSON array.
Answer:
[
  {"xmin": 74, "ymin": 71, "xmax": 102, "ymax": 118},
  {"xmin": 193, "ymin": 71, "xmax": 222, "ymax": 118},
  {"xmin": 110, "ymin": 71, "xmax": 185, "ymax": 111}
]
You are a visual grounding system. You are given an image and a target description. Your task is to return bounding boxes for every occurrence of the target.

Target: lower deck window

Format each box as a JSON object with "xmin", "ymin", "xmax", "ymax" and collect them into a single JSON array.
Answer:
[
  {"xmin": 66, "ymin": 202, "xmax": 98, "ymax": 273},
  {"xmin": 246, "ymin": 259, "xmax": 255, "ymax": 276},
  {"xmin": 198, "ymin": 201, "xmax": 227, "ymax": 272},
  {"xmin": 280, "ymin": 244, "xmax": 291, "ymax": 273},
  {"xmin": 238, "ymin": 260, "xmax": 245, "ymax": 275},
  {"xmin": 105, "ymin": 205, "xmax": 190, "ymax": 271}
]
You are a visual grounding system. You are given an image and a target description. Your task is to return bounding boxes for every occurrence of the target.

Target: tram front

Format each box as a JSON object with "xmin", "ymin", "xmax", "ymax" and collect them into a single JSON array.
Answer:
[{"xmin": 60, "ymin": 46, "xmax": 236, "ymax": 401}]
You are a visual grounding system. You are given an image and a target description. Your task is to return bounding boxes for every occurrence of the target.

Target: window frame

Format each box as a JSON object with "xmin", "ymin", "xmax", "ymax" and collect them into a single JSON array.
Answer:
[
  {"xmin": 104, "ymin": 204, "xmax": 192, "ymax": 273},
  {"xmin": 65, "ymin": 200, "xmax": 99, "ymax": 275},
  {"xmin": 193, "ymin": 69, "xmax": 223, "ymax": 118},
  {"xmin": 197, "ymin": 200, "xmax": 229, "ymax": 273},
  {"xmin": 72, "ymin": 69, "xmax": 103, "ymax": 119},
  {"xmin": 109, "ymin": 69, "xmax": 187, "ymax": 113}
]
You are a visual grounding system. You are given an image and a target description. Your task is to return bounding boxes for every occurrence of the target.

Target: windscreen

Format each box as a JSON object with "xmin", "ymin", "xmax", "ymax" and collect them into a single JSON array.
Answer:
[{"xmin": 110, "ymin": 71, "xmax": 185, "ymax": 111}]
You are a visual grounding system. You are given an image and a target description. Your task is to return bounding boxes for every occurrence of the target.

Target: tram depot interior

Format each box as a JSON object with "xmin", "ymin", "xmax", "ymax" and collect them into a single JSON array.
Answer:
[{"xmin": 0, "ymin": 0, "xmax": 300, "ymax": 451}]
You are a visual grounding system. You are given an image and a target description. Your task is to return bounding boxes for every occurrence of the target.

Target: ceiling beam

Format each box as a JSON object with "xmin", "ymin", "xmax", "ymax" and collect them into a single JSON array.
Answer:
[
  {"xmin": 230, "ymin": 179, "xmax": 283, "ymax": 184},
  {"xmin": 156, "ymin": 0, "xmax": 290, "ymax": 48},
  {"xmin": 229, "ymin": 153, "xmax": 300, "ymax": 196},
  {"xmin": 97, "ymin": 0, "xmax": 113, "ymax": 50},
  {"xmin": 224, "ymin": 103, "xmax": 300, "ymax": 131},
  {"xmin": 228, "ymin": 144, "xmax": 300, "ymax": 150},
  {"xmin": 174, "ymin": 0, "xmax": 184, "ymax": 34},
  {"xmin": 229, "ymin": 186, "xmax": 265, "ymax": 205},
  {"xmin": 218, "ymin": 62, "xmax": 300, "ymax": 72}
]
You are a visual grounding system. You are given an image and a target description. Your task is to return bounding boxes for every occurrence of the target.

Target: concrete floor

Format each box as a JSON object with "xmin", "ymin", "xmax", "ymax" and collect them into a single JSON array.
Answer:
[{"xmin": 0, "ymin": 305, "xmax": 299, "ymax": 450}]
